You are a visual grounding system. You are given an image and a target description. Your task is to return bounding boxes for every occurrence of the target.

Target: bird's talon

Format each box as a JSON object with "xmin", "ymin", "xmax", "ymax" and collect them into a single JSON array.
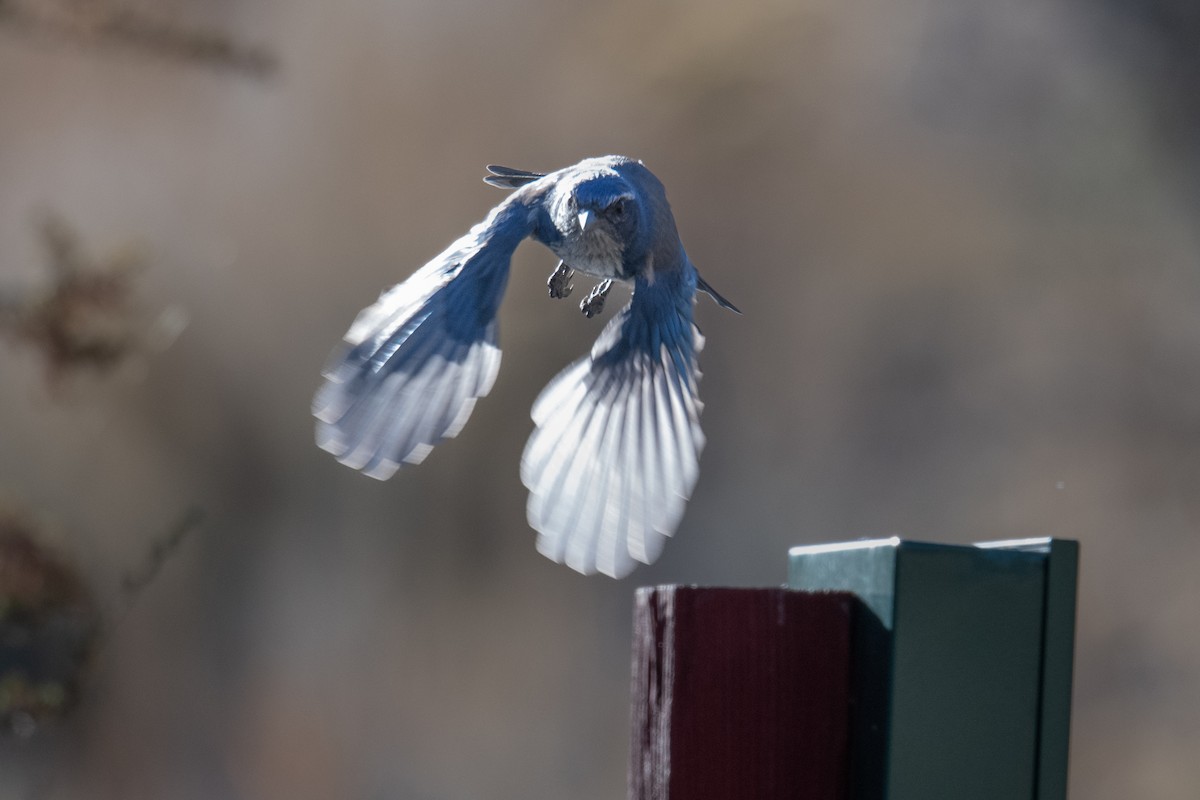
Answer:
[
  {"xmin": 579, "ymin": 279, "xmax": 613, "ymax": 319},
  {"xmin": 548, "ymin": 262, "xmax": 574, "ymax": 299},
  {"xmin": 580, "ymin": 296, "xmax": 603, "ymax": 318}
]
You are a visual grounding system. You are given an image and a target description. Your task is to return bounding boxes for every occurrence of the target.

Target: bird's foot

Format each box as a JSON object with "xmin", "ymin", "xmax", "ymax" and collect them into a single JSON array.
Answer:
[
  {"xmin": 547, "ymin": 261, "xmax": 574, "ymax": 299},
  {"xmin": 579, "ymin": 279, "xmax": 613, "ymax": 319}
]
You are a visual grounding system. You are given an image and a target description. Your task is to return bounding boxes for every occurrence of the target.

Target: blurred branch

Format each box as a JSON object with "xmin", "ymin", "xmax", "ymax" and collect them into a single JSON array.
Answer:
[
  {"xmin": 0, "ymin": 212, "xmax": 147, "ymax": 380},
  {"xmin": 1, "ymin": 212, "xmax": 188, "ymax": 386},
  {"xmin": 0, "ymin": 0, "xmax": 277, "ymax": 78},
  {"xmin": 0, "ymin": 502, "xmax": 203, "ymax": 738},
  {"xmin": 119, "ymin": 505, "xmax": 205, "ymax": 602},
  {"xmin": 0, "ymin": 508, "xmax": 99, "ymax": 738}
]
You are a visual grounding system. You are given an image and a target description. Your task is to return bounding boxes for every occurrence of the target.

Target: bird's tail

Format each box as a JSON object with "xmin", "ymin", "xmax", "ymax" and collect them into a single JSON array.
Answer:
[
  {"xmin": 696, "ymin": 273, "xmax": 741, "ymax": 314},
  {"xmin": 483, "ymin": 164, "xmax": 546, "ymax": 190},
  {"xmin": 520, "ymin": 273, "xmax": 706, "ymax": 578},
  {"xmin": 313, "ymin": 201, "xmax": 533, "ymax": 479}
]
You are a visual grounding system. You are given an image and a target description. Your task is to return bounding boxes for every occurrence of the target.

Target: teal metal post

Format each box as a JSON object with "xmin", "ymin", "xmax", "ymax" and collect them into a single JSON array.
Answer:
[{"xmin": 788, "ymin": 537, "xmax": 1078, "ymax": 800}]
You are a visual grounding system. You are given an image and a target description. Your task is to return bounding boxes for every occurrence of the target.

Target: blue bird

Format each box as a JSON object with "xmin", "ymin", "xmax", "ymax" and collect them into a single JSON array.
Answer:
[{"xmin": 313, "ymin": 156, "xmax": 738, "ymax": 578}]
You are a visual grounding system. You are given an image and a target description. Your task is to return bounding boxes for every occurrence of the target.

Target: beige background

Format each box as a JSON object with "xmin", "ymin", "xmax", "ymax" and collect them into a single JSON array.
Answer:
[{"xmin": 1, "ymin": 1, "xmax": 1199, "ymax": 797}]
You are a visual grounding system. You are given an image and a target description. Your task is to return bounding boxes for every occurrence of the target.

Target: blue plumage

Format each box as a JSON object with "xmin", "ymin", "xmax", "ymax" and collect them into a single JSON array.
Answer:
[{"xmin": 314, "ymin": 156, "xmax": 737, "ymax": 577}]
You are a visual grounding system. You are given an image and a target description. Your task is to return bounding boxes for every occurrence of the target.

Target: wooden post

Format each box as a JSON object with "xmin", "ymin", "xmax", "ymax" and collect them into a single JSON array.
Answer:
[
  {"xmin": 629, "ymin": 587, "xmax": 855, "ymax": 800},
  {"xmin": 629, "ymin": 539, "xmax": 1079, "ymax": 800},
  {"xmin": 789, "ymin": 537, "xmax": 1079, "ymax": 800}
]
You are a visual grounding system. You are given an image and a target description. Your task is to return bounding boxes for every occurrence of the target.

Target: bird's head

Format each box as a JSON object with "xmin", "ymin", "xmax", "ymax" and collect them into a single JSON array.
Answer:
[
  {"xmin": 571, "ymin": 176, "xmax": 637, "ymax": 238},
  {"xmin": 549, "ymin": 166, "xmax": 643, "ymax": 256}
]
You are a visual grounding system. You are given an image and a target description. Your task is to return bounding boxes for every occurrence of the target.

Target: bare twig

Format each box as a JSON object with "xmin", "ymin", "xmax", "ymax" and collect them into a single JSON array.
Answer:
[{"xmin": 119, "ymin": 505, "xmax": 205, "ymax": 602}]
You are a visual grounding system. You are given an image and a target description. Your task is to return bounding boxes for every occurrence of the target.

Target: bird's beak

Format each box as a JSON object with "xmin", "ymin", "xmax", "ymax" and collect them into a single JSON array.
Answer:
[{"xmin": 577, "ymin": 209, "xmax": 594, "ymax": 233}]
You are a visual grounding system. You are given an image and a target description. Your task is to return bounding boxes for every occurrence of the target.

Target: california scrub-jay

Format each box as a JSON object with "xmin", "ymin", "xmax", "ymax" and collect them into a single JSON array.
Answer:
[{"xmin": 313, "ymin": 156, "xmax": 738, "ymax": 577}]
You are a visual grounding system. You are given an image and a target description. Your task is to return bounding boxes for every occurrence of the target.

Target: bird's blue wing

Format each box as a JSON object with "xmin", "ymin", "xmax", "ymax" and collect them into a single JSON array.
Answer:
[
  {"xmin": 314, "ymin": 201, "xmax": 534, "ymax": 479},
  {"xmin": 520, "ymin": 271, "xmax": 705, "ymax": 578}
]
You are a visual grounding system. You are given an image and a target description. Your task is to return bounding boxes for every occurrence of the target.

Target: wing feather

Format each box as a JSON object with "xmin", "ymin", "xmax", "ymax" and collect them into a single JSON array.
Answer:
[
  {"xmin": 314, "ymin": 201, "xmax": 532, "ymax": 477},
  {"xmin": 522, "ymin": 273, "xmax": 705, "ymax": 577}
]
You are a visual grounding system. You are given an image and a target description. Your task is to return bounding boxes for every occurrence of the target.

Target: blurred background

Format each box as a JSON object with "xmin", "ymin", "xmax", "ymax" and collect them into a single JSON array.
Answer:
[{"xmin": 1, "ymin": 0, "xmax": 1199, "ymax": 797}]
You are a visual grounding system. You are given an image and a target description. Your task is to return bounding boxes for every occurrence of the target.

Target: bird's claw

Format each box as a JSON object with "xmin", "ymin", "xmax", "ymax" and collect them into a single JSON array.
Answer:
[
  {"xmin": 548, "ymin": 261, "xmax": 574, "ymax": 299},
  {"xmin": 580, "ymin": 279, "xmax": 613, "ymax": 319}
]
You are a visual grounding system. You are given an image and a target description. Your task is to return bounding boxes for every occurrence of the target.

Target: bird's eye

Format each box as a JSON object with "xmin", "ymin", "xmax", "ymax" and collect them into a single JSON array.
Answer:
[{"xmin": 609, "ymin": 198, "xmax": 627, "ymax": 218}]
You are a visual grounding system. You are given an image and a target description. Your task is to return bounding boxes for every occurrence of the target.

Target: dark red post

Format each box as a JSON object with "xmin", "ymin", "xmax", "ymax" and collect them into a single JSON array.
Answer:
[{"xmin": 629, "ymin": 587, "xmax": 854, "ymax": 800}]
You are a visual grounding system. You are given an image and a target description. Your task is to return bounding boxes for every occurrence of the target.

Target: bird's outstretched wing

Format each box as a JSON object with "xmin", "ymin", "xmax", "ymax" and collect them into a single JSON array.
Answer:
[
  {"xmin": 521, "ymin": 271, "xmax": 705, "ymax": 578},
  {"xmin": 483, "ymin": 164, "xmax": 545, "ymax": 190},
  {"xmin": 314, "ymin": 201, "xmax": 534, "ymax": 479}
]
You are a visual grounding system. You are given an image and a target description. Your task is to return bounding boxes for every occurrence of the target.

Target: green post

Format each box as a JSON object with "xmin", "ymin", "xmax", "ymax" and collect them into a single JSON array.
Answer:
[{"xmin": 788, "ymin": 537, "xmax": 1078, "ymax": 800}]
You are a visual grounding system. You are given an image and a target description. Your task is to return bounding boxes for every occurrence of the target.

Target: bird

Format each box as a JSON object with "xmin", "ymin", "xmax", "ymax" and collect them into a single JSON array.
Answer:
[{"xmin": 313, "ymin": 156, "xmax": 738, "ymax": 578}]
